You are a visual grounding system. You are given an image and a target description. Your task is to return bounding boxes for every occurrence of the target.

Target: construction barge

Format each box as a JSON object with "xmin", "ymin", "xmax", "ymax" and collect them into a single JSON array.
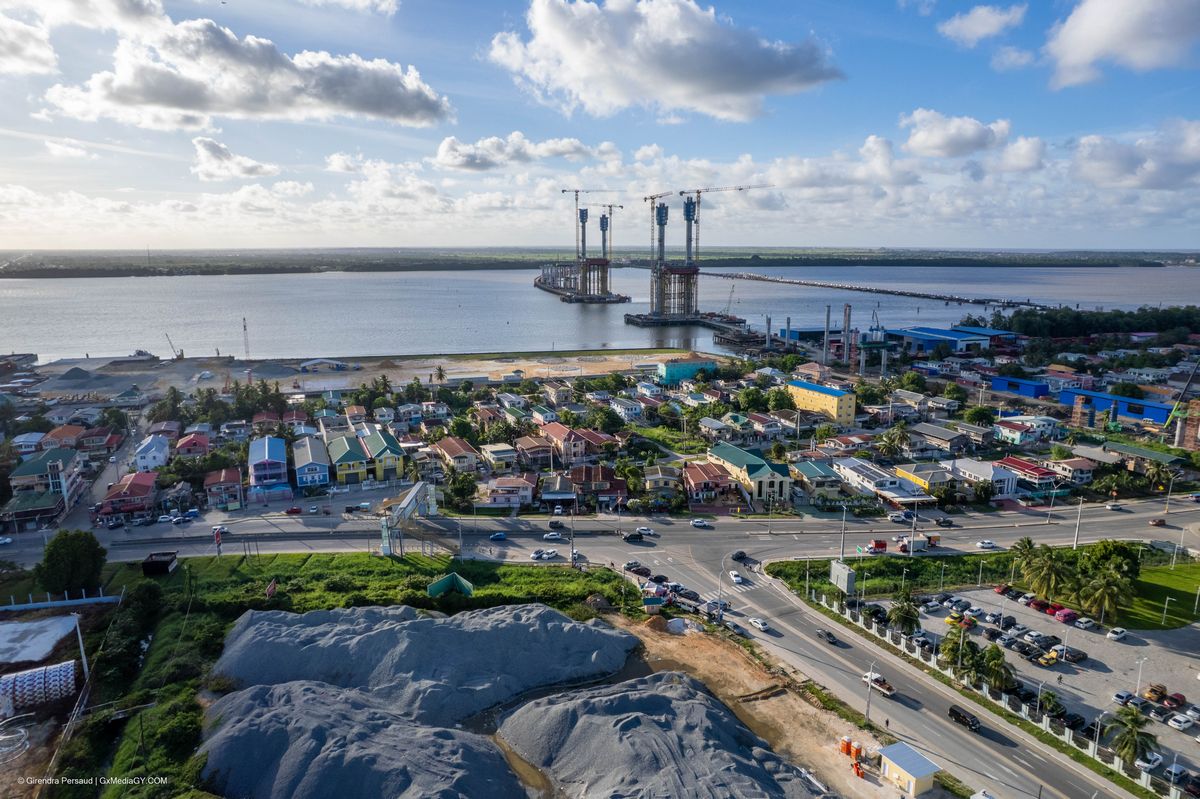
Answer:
[{"xmin": 534, "ymin": 269, "xmax": 629, "ymax": 303}]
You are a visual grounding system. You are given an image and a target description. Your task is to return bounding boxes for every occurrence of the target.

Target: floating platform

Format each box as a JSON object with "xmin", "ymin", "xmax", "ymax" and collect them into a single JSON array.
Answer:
[
  {"xmin": 534, "ymin": 275, "xmax": 630, "ymax": 304},
  {"xmin": 623, "ymin": 312, "xmax": 746, "ymax": 332}
]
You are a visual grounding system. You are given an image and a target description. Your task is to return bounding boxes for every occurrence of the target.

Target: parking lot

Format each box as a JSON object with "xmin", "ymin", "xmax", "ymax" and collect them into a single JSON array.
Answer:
[{"xmin": 909, "ymin": 585, "xmax": 1200, "ymax": 777}]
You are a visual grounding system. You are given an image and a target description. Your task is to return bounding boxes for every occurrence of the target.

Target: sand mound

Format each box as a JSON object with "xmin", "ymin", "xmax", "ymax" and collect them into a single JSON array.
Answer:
[
  {"xmin": 212, "ymin": 603, "xmax": 638, "ymax": 726},
  {"xmin": 60, "ymin": 367, "xmax": 91, "ymax": 381},
  {"xmin": 643, "ymin": 615, "xmax": 669, "ymax": 632},
  {"xmin": 200, "ymin": 682, "xmax": 524, "ymax": 799},
  {"xmin": 498, "ymin": 672, "xmax": 812, "ymax": 798}
]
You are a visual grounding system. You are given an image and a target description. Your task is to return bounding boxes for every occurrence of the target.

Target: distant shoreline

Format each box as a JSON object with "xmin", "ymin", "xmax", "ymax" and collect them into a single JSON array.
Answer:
[{"xmin": 0, "ymin": 253, "xmax": 1177, "ymax": 279}]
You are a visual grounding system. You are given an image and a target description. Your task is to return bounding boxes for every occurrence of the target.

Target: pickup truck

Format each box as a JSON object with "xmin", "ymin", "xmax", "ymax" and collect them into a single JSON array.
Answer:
[
  {"xmin": 862, "ymin": 672, "xmax": 896, "ymax": 697},
  {"xmin": 1143, "ymin": 683, "xmax": 1167, "ymax": 703}
]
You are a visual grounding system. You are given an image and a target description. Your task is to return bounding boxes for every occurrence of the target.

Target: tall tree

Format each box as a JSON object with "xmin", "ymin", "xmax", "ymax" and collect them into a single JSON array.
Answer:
[
  {"xmin": 981, "ymin": 643, "xmax": 1015, "ymax": 692},
  {"xmin": 34, "ymin": 530, "xmax": 107, "ymax": 593},
  {"xmin": 1026, "ymin": 545, "xmax": 1073, "ymax": 601},
  {"xmin": 887, "ymin": 590, "xmax": 921, "ymax": 635},
  {"xmin": 1077, "ymin": 567, "xmax": 1130, "ymax": 625},
  {"xmin": 1105, "ymin": 706, "xmax": 1158, "ymax": 767},
  {"xmin": 1009, "ymin": 536, "xmax": 1037, "ymax": 582},
  {"xmin": 963, "ymin": 406, "xmax": 995, "ymax": 426}
]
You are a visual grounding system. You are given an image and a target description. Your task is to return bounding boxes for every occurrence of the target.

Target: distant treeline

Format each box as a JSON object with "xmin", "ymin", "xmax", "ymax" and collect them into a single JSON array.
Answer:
[
  {"xmin": 0, "ymin": 247, "xmax": 1184, "ymax": 278},
  {"xmin": 964, "ymin": 305, "xmax": 1200, "ymax": 338}
]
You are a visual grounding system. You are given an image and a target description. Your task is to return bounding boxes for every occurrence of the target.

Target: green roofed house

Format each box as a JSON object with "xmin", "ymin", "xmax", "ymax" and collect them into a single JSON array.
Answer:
[
  {"xmin": 790, "ymin": 461, "xmax": 841, "ymax": 502},
  {"xmin": 360, "ymin": 428, "xmax": 404, "ymax": 481},
  {"xmin": 706, "ymin": 441, "xmax": 792, "ymax": 504},
  {"xmin": 1100, "ymin": 441, "xmax": 1185, "ymax": 474},
  {"xmin": 326, "ymin": 434, "xmax": 369, "ymax": 485},
  {"xmin": 0, "ymin": 490, "xmax": 64, "ymax": 533}
]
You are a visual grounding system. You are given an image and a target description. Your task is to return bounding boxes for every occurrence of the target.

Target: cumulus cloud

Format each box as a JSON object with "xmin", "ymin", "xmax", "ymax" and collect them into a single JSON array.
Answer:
[
  {"xmin": 0, "ymin": 13, "xmax": 58, "ymax": 74},
  {"xmin": 271, "ymin": 180, "xmax": 314, "ymax": 197},
  {"xmin": 488, "ymin": 0, "xmax": 842, "ymax": 122},
  {"xmin": 190, "ymin": 137, "xmax": 280, "ymax": 181},
  {"xmin": 325, "ymin": 152, "xmax": 365, "ymax": 173},
  {"xmin": 938, "ymin": 4, "xmax": 1026, "ymax": 47},
  {"xmin": 294, "ymin": 0, "xmax": 398, "ymax": 13},
  {"xmin": 1072, "ymin": 120, "xmax": 1200, "ymax": 189},
  {"xmin": 44, "ymin": 140, "xmax": 95, "ymax": 159},
  {"xmin": 900, "ymin": 108, "xmax": 1011, "ymax": 157},
  {"xmin": 431, "ymin": 131, "xmax": 603, "ymax": 171},
  {"xmin": 634, "ymin": 143, "xmax": 663, "ymax": 161},
  {"xmin": 898, "ymin": 0, "xmax": 936, "ymax": 16},
  {"xmin": 22, "ymin": 2, "xmax": 450, "ymax": 130},
  {"xmin": 1045, "ymin": 0, "xmax": 1200, "ymax": 88},
  {"xmin": 994, "ymin": 136, "xmax": 1045, "ymax": 172},
  {"xmin": 991, "ymin": 45, "xmax": 1033, "ymax": 71}
]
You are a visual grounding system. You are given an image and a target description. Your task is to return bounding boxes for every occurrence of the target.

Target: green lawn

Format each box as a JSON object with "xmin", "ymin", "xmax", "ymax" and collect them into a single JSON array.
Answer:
[
  {"xmin": 636, "ymin": 425, "xmax": 709, "ymax": 454},
  {"xmin": 1125, "ymin": 562, "xmax": 1200, "ymax": 630}
]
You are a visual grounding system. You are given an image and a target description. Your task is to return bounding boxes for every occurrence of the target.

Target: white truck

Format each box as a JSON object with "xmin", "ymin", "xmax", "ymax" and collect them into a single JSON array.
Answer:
[{"xmin": 862, "ymin": 672, "xmax": 896, "ymax": 697}]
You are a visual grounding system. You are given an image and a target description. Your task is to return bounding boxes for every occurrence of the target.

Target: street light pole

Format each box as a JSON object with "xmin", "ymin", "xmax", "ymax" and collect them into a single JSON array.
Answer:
[
  {"xmin": 1135, "ymin": 656, "xmax": 1147, "ymax": 693},
  {"xmin": 1164, "ymin": 472, "xmax": 1178, "ymax": 514},
  {"xmin": 1162, "ymin": 596, "xmax": 1176, "ymax": 626},
  {"xmin": 865, "ymin": 659, "xmax": 877, "ymax": 722},
  {"xmin": 978, "ymin": 558, "xmax": 984, "ymax": 586},
  {"xmin": 1071, "ymin": 496, "xmax": 1083, "ymax": 550},
  {"xmin": 839, "ymin": 505, "xmax": 847, "ymax": 560},
  {"xmin": 901, "ymin": 567, "xmax": 908, "ymax": 593},
  {"xmin": 1172, "ymin": 524, "xmax": 1186, "ymax": 570},
  {"xmin": 940, "ymin": 562, "xmax": 946, "ymax": 591}
]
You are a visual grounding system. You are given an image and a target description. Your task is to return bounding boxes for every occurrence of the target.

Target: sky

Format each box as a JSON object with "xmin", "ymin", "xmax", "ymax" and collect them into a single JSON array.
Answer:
[{"xmin": 0, "ymin": 0, "xmax": 1198, "ymax": 251}]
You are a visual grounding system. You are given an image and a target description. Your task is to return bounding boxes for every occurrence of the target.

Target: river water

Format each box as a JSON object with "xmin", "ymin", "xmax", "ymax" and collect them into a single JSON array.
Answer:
[{"xmin": 1, "ymin": 264, "xmax": 1196, "ymax": 362}]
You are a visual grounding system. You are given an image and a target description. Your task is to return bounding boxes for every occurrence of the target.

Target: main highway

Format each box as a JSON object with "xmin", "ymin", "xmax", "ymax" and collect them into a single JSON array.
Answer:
[{"xmin": 6, "ymin": 497, "xmax": 1197, "ymax": 799}]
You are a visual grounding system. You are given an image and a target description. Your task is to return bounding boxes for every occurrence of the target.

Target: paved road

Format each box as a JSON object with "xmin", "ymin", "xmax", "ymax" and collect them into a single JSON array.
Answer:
[{"xmin": 9, "ymin": 497, "xmax": 1196, "ymax": 798}]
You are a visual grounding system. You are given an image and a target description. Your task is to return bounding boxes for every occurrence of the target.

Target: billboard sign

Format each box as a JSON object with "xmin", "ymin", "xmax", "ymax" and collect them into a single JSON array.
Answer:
[{"xmin": 830, "ymin": 560, "xmax": 856, "ymax": 596}]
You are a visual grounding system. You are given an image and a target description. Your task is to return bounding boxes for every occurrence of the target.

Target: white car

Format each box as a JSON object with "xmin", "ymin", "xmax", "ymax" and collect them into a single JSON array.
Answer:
[
  {"xmin": 976, "ymin": 539, "xmax": 996, "ymax": 550},
  {"xmin": 0, "ymin": 537, "xmax": 11, "ymax": 545},
  {"xmin": 635, "ymin": 526, "xmax": 658, "ymax": 537},
  {"xmin": 1074, "ymin": 617, "xmax": 1096, "ymax": 630},
  {"xmin": 1105, "ymin": 502, "xmax": 1123, "ymax": 511},
  {"xmin": 1009, "ymin": 623, "xmax": 1029, "ymax": 636},
  {"xmin": 1167, "ymin": 714, "xmax": 1194, "ymax": 731},
  {"xmin": 108, "ymin": 455, "xmax": 117, "ymax": 463},
  {"xmin": 690, "ymin": 519, "xmax": 712, "ymax": 529},
  {"xmin": 922, "ymin": 600, "xmax": 942, "ymax": 613},
  {"xmin": 749, "ymin": 617, "xmax": 769, "ymax": 631},
  {"xmin": 1107, "ymin": 627, "xmax": 1128, "ymax": 641},
  {"xmin": 964, "ymin": 606, "xmax": 985, "ymax": 617},
  {"xmin": 541, "ymin": 548, "xmax": 558, "ymax": 559},
  {"xmin": 529, "ymin": 548, "xmax": 545, "ymax": 560},
  {"xmin": 542, "ymin": 531, "xmax": 563, "ymax": 541},
  {"xmin": 1135, "ymin": 752, "xmax": 1163, "ymax": 772},
  {"xmin": 729, "ymin": 570, "xmax": 744, "ymax": 584},
  {"xmin": 1186, "ymin": 705, "xmax": 1200, "ymax": 722}
]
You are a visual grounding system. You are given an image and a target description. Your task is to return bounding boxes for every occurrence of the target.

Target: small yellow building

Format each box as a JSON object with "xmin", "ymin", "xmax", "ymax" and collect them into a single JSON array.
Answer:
[
  {"xmin": 786, "ymin": 380, "xmax": 855, "ymax": 426},
  {"xmin": 878, "ymin": 742, "xmax": 941, "ymax": 797}
]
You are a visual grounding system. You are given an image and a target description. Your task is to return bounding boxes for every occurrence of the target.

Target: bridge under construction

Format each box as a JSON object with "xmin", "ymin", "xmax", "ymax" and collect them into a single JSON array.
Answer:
[{"xmin": 533, "ymin": 190, "xmax": 630, "ymax": 304}]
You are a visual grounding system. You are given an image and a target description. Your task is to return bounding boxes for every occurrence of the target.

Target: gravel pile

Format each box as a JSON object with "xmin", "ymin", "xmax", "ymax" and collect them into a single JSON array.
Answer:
[
  {"xmin": 200, "ymin": 681, "xmax": 525, "ymax": 799},
  {"xmin": 498, "ymin": 672, "xmax": 813, "ymax": 799},
  {"xmin": 212, "ymin": 603, "xmax": 638, "ymax": 726}
]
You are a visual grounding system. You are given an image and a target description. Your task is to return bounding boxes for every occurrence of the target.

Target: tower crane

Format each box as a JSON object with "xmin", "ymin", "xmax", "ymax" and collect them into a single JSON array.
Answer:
[
  {"xmin": 598, "ymin": 203, "xmax": 623, "ymax": 260},
  {"xmin": 677, "ymin": 183, "xmax": 773, "ymax": 262},
  {"xmin": 642, "ymin": 191, "xmax": 673, "ymax": 262},
  {"xmin": 561, "ymin": 188, "xmax": 616, "ymax": 259}
]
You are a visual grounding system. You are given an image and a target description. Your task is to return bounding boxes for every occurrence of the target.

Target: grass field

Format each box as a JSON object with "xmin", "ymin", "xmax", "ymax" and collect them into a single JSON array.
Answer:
[
  {"xmin": 635, "ymin": 425, "xmax": 710, "ymax": 454},
  {"xmin": 766, "ymin": 546, "xmax": 1200, "ymax": 631}
]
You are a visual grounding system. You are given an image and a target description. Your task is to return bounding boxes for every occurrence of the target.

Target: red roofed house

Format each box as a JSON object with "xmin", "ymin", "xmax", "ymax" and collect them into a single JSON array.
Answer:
[
  {"xmin": 576, "ymin": 428, "xmax": 618, "ymax": 457},
  {"xmin": 344, "ymin": 405, "xmax": 368, "ymax": 425},
  {"xmin": 147, "ymin": 420, "xmax": 182, "ymax": 442},
  {"xmin": 42, "ymin": 424, "xmax": 87, "ymax": 450},
  {"xmin": 1041, "ymin": 457, "xmax": 1096, "ymax": 485},
  {"xmin": 539, "ymin": 422, "xmax": 587, "ymax": 466},
  {"xmin": 567, "ymin": 464, "xmax": 627, "ymax": 511},
  {"xmin": 995, "ymin": 455, "xmax": 1060, "ymax": 494},
  {"xmin": 683, "ymin": 461, "xmax": 734, "ymax": 502},
  {"xmin": 432, "ymin": 436, "xmax": 481, "ymax": 471},
  {"xmin": 283, "ymin": 409, "xmax": 308, "ymax": 427},
  {"xmin": 78, "ymin": 426, "xmax": 121, "ymax": 454},
  {"xmin": 205, "ymin": 468, "xmax": 244, "ymax": 509},
  {"xmin": 175, "ymin": 432, "xmax": 210, "ymax": 458},
  {"xmin": 252, "ymin": 411, "xmax": 281, "ymax": 433},
  {"xmin": 993, "ymin": 420, "xmax": 1036, "ymax": 446},
  {"xmin": 515, "ymin": 435, "xmax": 554, "ymax": 470},
  {"xmin": 100, "ymin": 471, "xmax": 159, "ymax": 518}
]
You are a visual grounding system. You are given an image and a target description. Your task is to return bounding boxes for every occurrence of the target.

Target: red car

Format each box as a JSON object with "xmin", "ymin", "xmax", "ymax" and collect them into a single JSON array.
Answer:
[
  {"xmin": 1029, "ymin": 599, "xmax": 1051, "ymax": 612},
  {"xmin": 1045, "ymin": 603, "xmax": 1065, "ymax": 616},
  {"xmin": 1148, "ymin": 518, "xmax": 1165, "ymax": 527},
  {"xmin": 994, "ymin": 584, "xmax": 1011, "ymax": 594},
  {"xmin": 285, "ymin": 506, "xmax": 302, "ymax": 515},
  {"xmin": 1164, "ymin": 693, "xmax": 1187, "ymax": 709}
]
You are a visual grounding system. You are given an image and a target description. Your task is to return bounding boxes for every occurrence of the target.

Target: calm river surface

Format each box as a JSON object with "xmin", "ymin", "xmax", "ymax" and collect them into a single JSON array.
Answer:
[{"xmin": 1, "ymin": 265, "xmax": 1196, "ymax": 362}]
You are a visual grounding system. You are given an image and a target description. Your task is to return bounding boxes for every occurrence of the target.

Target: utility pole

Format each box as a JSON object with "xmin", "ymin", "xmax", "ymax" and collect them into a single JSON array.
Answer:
[
  {"xmin": 1071, "ymin": 496, "xmax": 1083, "ymax": 550},
  {"xmin": 839, "ymin": 505, "xmax": 847, "ymax": 560},
  {"xmin": 865, "ymin": 659, "xmax": 877, "ymax": 722}
]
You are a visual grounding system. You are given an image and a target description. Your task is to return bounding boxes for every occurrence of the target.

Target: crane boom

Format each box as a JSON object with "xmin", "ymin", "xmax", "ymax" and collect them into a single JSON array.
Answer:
[
  {"xmin": 561, "ymin": 188, "xmax": 616, "ymax": 258},
  {"xmin": 676, "ymin": 183, "xmax": 773, "ymax": 262}
]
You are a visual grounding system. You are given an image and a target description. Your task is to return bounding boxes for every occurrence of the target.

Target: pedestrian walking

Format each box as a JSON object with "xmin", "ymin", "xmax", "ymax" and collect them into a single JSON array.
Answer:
[
  {"xmin": 884, "ymin": 718, "xmax": 889, "ymax": 729},
  {"xmin": 1056, "ymin": 674, "xmax": 1063, "ymax": 685}
]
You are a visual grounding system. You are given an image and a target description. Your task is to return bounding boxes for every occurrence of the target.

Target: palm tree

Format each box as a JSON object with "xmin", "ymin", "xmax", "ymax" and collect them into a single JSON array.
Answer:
[
  {"xmin": 1037, "ymin": 690, "xmax": 1065, "ymax": 718},
  {"xmin": 1078, "ymin": 567, "xmax": 1130, "ymax": 625},
  {"xmin": 1026, "ymin": 545, "xmax": 1073, "ymax": 601},
  {"xmin": 981, "ymin": 643, "xmax": 1015, "ymax": 692},
  {"xmin": 1009, "ymin": 536, "xmax": 1037, "ymax": 582},
  {"xmin": 875, "ymin": 422, "xmax": 909, "ymax": 457},
  {"xmin": 956, "ymin": 642, "xmax": 985, "ymax": 687},
  {"xmin": 434, "ymin": 365, "xmax": 446, "ymax": 384},
  {"xmin": 1105, "ymin": 706, "xmax": 1158, "ymax": 767},
  {"xmin": 887, "ymin": 591, "xmax": 921, "ymax": 635},
  {"xmin": 1143, "ymin": 461, "xmax": 1172, "ymax": 493}
]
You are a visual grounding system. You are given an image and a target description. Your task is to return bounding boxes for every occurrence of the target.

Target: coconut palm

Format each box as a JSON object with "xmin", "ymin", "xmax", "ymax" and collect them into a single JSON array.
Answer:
[
  {"xmin": 1037, "ymin": 690, "xmax": 1065, "ymax": 718},
  {"xmin": 1026, "ymin": 545, "xmax": 1073, "ymax": 601},
  {"xmin": 887, "ymin": 591, "xmax": 921, "ymax": 635},
  {"xmin": 1077, "ymin": 567, "xmax": 1130, "ymax": 626},
  {"xmin": 1105, "ymin": 706, "xmax": 1158, "ymax": 767},
  {"xmin": 1143, "ymin": 461, "xmax": 1173, "ymax": 493},
  {"xmin": 875, "ymin": 422, "xmax": 909, "ymax": 457},
  {"xmin": 981, "ymin": 643, "xmax": 1015, "ymax": 692},
  {"xmin": 956, "ymin": 642, "xmax": 985, "ymax": 687},
  {"xmin": 434, "ymin": 365, "xmax": 446, "ymax": 384},
  {"xmin": 1009, "ymin": 536, "xmax": 1037, "ymax": 582}
]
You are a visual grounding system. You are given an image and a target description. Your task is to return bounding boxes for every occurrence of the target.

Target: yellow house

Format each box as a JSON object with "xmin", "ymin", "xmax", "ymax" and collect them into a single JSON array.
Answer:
[
  {"xmin": 893, "ymin": 462, "xmax": 955, "ymax": 492},
  {"xmin": 326, "ymin": 435, "xmax": 369, "ymax": 485},
  {"xmin": 878, "ymin": 742, "xmax": 941, "ymax": 796},
  {"xmin": 360, "ymin": 429, "xmax": 404, "ymax": 481},
  {"xmin": 786, "ymin": 380, "xmax": 855, "ymax": 426}
]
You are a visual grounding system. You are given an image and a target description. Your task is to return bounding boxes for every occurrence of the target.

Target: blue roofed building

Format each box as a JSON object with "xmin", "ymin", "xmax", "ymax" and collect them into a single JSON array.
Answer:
[
  {"xmin": 889, "ymin": 327, "xmax": 989, "ymax": 355},
  {"xmin": 951, "ymin": 325, "xmax": 1018, "ymax": 348},
  {"xmin": 1058, "ymin": 388, "xmax": 1173, "ymax": 425},
  {"xmin": 656, "ymin": 354, "xmax": 717, "ymax": 386},
  {"xmin": 248, "ymin": 435, "xmax": 293, "ymax": 502},
  {"xmin": 990, "ymin": 375, "xmax": 1051, "ymax": 398}
]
